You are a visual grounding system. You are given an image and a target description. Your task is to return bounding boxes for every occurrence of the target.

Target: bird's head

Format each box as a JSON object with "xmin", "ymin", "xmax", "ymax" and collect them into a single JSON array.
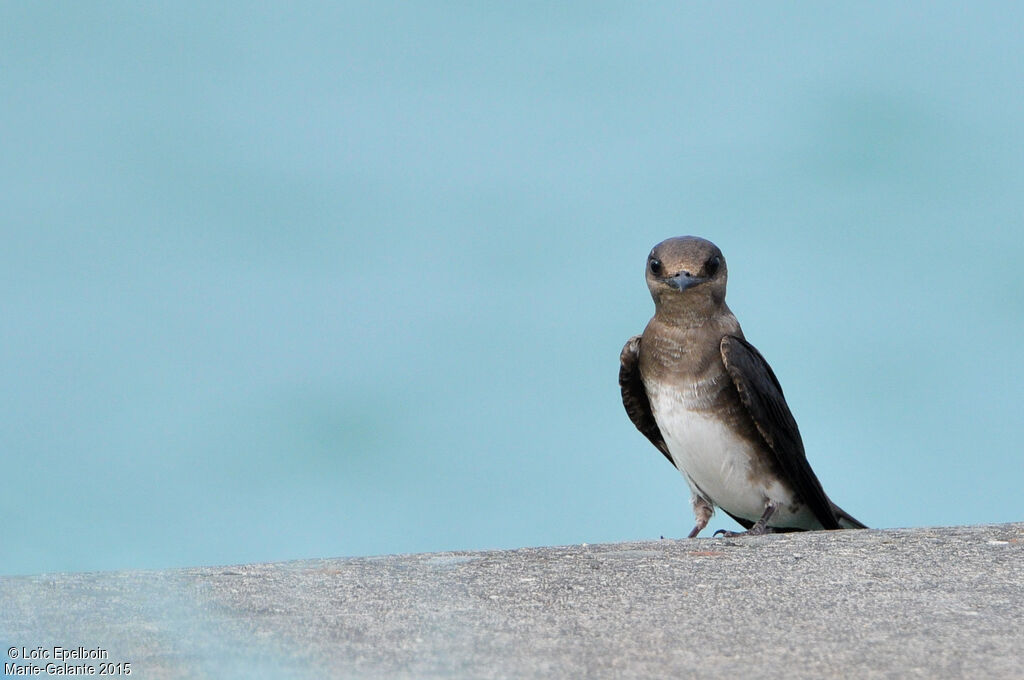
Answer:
[{"xmin": 645, "ymin": 236, "xmax": 728, "ymax": 318}]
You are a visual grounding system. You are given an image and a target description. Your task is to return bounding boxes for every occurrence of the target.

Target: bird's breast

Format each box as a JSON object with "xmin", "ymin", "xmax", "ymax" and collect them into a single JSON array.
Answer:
[{"xmin": 645, "ymin": 379, "xmax": 815, "ymax": 528}]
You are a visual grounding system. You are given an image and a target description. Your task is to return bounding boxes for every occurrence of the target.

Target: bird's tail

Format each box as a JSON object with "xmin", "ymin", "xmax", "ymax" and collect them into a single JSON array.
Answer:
[{"xmin": 832, "ymin": 503, "xmax": 868, "ymax": 529}]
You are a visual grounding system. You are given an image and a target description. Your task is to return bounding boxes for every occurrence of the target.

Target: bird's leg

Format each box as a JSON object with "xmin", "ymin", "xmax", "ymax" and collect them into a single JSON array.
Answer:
[
  {"xmin": 714, "ymin": 500, "xmax": 779, "ymax": 538},
  {"xmin": 747, "ymin": 500, "xmax": 779, "ymax": 535},
  {"xmin": 687, "ymin": 495, "xmax": 714, "ymax": 538}
]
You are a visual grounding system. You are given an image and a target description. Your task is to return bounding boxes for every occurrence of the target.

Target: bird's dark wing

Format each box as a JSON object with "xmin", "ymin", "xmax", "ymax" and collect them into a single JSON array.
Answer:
[
  {"xmin": 720, "ymin": 335, "xmax": 840, "ymax": 530},
  {"xmin": 831, "ymin": 502, "xmax": 868, "ymax": 529},
  {"xmin": 619, "ymin": 335, "xmax": 674, "ymax": 467}
]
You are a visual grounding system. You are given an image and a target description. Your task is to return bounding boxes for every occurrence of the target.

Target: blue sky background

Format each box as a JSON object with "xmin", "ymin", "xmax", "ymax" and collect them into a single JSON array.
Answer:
[{"xmin": 1, "ymin": 3, "xmax": 1021, "ymax": 575}]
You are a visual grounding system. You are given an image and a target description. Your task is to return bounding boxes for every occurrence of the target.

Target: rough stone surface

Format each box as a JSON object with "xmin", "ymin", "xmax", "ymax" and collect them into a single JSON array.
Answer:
[{"xmin": 2, "ymin": 523, "xmax": 1022, "ymax": 679}]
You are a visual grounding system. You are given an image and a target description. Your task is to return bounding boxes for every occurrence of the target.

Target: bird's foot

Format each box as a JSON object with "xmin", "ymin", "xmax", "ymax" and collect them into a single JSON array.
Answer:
[
  {"xmin": 713, "ymin": 501, "xmax": 778, "ymax": 538},
  {"xmin": 713, "ymin": 526, "xmax": 773, "ymax": 538},
  {"xmin": 714, "ymin": 528, "xmax": 744, "ymax": 537}
]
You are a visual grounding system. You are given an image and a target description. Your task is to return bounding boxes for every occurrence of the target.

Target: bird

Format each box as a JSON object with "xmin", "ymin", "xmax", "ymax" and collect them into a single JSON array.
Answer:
[{"xmin": 619, "ymin": 236, "xmax": 865, "ymax": 538}]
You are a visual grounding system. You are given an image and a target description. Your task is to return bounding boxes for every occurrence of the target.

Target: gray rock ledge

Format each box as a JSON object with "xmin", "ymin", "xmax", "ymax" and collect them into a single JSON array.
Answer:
[{"xmin": 2, "ymin": 523, "xmax": 1022, "ymax": 679}]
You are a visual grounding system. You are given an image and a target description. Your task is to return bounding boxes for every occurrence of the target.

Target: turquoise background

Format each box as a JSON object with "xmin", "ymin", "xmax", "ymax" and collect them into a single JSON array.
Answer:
[{"xmin": 2, "ymin": 3, "xmax": 1022, "ymax": 575}]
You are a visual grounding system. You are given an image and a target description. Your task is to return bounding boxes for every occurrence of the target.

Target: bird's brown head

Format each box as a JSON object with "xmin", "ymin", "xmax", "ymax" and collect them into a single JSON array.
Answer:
[{"xmin": 645, "ymin": 236, "xmax": 728, "ymax": 320}]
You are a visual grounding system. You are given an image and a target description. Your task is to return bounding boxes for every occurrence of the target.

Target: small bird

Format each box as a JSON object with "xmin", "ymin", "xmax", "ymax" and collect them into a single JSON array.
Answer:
[{"xmin": 619, "ymin": 236, "xmax": 865, "ymax": 537}]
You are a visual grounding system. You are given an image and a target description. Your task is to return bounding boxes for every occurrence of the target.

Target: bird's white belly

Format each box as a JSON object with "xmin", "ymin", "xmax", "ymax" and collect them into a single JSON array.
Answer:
[{"xmin": 648, "ymin": 386, "xmax": 811, "ymax": 526}]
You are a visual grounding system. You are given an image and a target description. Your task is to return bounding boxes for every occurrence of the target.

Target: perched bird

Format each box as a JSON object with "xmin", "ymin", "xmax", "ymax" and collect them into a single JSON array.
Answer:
[{"xmin": 619, "ymin": 236, "xmax": 865, "ymax": 537}]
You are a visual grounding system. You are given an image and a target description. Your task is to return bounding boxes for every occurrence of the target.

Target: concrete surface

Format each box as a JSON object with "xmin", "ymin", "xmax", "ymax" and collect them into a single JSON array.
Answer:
[{"xmin": 1, "ymin": 523, "xmax": 1022, "ymax": 679}]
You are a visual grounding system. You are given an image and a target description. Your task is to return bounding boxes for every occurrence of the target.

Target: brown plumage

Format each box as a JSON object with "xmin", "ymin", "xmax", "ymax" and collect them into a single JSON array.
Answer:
[{"xmin": 619, "ymin": 236, "xmax": 865, "ymax": 537}]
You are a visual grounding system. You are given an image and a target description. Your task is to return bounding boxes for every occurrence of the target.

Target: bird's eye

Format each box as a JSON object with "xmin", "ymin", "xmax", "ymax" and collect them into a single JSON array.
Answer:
[
  {"xmin": 649, "ymin": 258, "xmax": 663, "ymax": 276},
  {"xmin": 705, "ymin": 255, "xmax": 721, "ymax": 277}
]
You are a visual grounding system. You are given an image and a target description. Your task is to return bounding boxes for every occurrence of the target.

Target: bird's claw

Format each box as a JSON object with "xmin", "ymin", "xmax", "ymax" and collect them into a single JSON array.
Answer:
[{"xmin": 713, "ymin": 529, "xmax": 745, "ymax": 538}]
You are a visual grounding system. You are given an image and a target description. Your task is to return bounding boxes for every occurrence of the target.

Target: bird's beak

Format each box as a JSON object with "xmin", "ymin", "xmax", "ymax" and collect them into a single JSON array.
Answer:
[{"xmin": 665, "ymin": 271, "xmax": 705, "ymax": 291}]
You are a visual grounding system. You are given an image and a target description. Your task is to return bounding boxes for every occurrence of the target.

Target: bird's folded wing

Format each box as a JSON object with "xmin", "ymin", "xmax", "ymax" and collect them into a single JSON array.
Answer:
[
  {"xmin": 619, "ymin": 336, "xmax": 675, "ymax": 467},
  {"xmin": 720, "ymin": 335, "xmax": 840, "ymax": 530}
]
